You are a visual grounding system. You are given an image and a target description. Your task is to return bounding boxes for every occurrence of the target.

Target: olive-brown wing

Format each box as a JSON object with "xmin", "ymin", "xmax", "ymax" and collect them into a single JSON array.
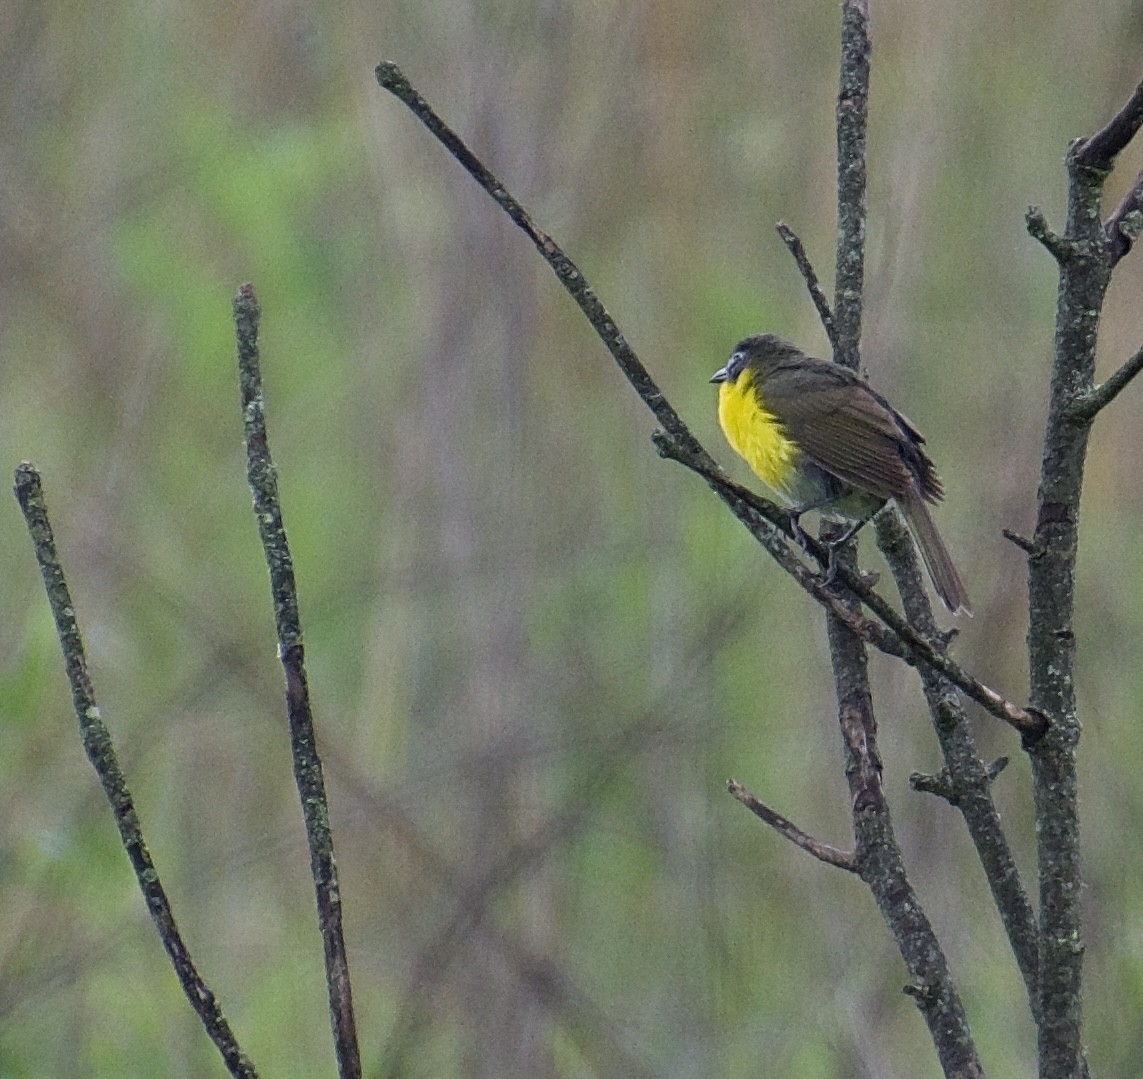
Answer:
[{"xmin": 769, "ymin": 376, "xmax": 918, "ymax": 500}]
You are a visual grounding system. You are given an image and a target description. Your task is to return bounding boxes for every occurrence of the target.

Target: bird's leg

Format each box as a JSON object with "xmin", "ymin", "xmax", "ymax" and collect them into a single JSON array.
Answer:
[
  {"xmin": 787, "ymin": 496, "xmax": 846, "ymax": 568},
  {"xmin": 787, "ymin": 508, "xmax": 852, "ymax": 584},
  {"xmin": 823, "ymin": 516, "xmax": 872, "ymax": 584},
  {"xmin": 830, "ymin": 515, "xmax": 870, "ymax": 549},
  {"xmin": 787, "ymin": 509, "xmax": 815, "ymax": 554}
]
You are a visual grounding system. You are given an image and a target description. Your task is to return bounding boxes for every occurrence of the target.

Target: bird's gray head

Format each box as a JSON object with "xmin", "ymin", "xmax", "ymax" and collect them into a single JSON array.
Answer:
[{"xmin": 710, "ymin": 333, "xmax": 801, "ymax": 384}]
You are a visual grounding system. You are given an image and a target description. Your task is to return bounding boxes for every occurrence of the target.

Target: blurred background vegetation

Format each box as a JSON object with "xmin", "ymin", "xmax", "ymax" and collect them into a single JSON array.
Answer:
[{"xmin": 3, "ymin": 1, "xmax": 1143, "ymax": 1076}]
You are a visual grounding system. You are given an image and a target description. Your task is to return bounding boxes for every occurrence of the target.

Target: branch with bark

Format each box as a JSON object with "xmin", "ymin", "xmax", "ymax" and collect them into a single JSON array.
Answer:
[
  {"xmin": 1019, "ymin": 74, "xmax": 1143, "ymax": 1079},
  {"xmin": 13, "ymin": 465, "xmax": 259, "ymax": 1079},
  {"xmin": 234, "ymin": 286, "xmax": 362, "ymax": 1079}
]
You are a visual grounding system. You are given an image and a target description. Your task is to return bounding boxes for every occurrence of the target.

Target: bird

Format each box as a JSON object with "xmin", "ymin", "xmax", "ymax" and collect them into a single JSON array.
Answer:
[{"xmin": 710, "ymin": 333, "xmax": 970, "ymax": 614}]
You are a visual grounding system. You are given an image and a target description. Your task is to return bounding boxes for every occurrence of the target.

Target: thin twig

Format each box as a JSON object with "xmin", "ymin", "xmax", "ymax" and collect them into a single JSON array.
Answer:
[
  {"xmin": 233, "ymin": 285, "xmax": 361, "ymax": 1079},
  {"xmin": 728, "ymin": 780, "xmax": 857, "ymax": 871},
  {"xmin": 1026, "ymin": 207, "xmax": 1075, "ymax": 264},
  {"xmin": 910, "ymin": 758, "xmax": 1010, "ymax": 804},
  {"xmin": 775, "ymin": 222, "xmax": 837, "ymax": 352},
  {"xmin": 876, "ymin": 505, "xmax": 1043, "ymax": 1011},
  {"xmin": 13, "ymin": 463, "xmax": 259, "ymax": 1079},
  {"xmin": 1002, "ymin": 528, "xmax": 1037, "ymax": 555},
  {"xmin": 1104, "ymin": 167, "xmax": 1143, "ymax": 267},
  {"xmin": 1068, "ymin": 340, "xmax": 1143, "ymax": 422},
  {"xmin": 375, "ymin": 62, "xmax": 1037, "ymax": 740}
]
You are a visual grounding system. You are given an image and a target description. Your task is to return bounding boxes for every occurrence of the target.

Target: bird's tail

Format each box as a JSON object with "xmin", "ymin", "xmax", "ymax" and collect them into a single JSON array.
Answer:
[{"xmin": 898, "ymin": 493, "xmax": 971, "ymax": 616}]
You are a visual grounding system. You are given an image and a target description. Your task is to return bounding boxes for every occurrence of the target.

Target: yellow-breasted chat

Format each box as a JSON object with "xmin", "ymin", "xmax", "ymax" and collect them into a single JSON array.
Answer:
[{"xmin": 711, "ymin": 333, "xmax": 970, "ymax": 615}]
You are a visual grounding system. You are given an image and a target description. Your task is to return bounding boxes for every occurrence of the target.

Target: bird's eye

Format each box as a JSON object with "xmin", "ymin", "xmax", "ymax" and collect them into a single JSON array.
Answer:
[{"xmin": 729, "ymin": 350, "xmax": 746, "ymax": 374}]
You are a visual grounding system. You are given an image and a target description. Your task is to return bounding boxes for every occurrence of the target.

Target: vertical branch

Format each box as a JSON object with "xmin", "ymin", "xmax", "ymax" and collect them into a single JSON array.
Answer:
[
  {"xmin": 1022, "ymin": 77, "xmax": 1143, "ymax": 1079},
  {"xmin": 877, "ymin": 511, "xmax": 1045, "ymax": 1031},
  {"xmin": 1020, "ymin": 79, "xmax": 1143, "ymax": 1076},
  {"xmin": 828, "ymin": 618, "xmax": 983, "ymax": 1078},
  {"xmin": 234, "ymin": 285, "xmax": 362, "ymax": 1079},
  {"xmin": 1023, "ymin": 161, "xmax": 1108, "ymax": 1079},
  {"xmin": 837, "ymin": 4, "xmax": 1038, "ymax": 1042},
  {"xmin": 828, "ymin": 3, "xmax": 981, "ymax": 1073},
  {"xmin": 833, "ymin": 0, "xmax": 871, "ymax": 367}
]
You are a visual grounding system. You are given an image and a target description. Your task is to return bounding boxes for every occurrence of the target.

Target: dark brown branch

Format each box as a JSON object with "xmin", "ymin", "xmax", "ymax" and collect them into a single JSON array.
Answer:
[
  {"xmin": 13, "ymin": 463, "xmax": 259, "ymax": 1079},
  {"xmin": 827, "ymin": 579, "xmax": 984, "ymax": 1078},
  {"xmin": 728, "ymin": 780, "xmax": 857, "ymax": 871},
  {"xmin": 832, "ymin": 0, "xmax": 871, "ymax": 369},
  {"xmin": 830, "ymin": 8, "xmax": 983, "ymax": 1071},
  {"xmin": 1104, "ymin": 168, "xmax": 1143, "ymax": 267},
  {"xmin": 1024, "ymin": 83, "xmax": 1129, "ymax": 1079},
  {"xmin": 234, "ymin": 286, "xmax": 361, "ymax": 1079},
  {"xmin": 1068, "ymin": 340, "xmax": 1143, "ymax": 422},
  {"xmin": 1002, "ymin": 528, "xmax": 1036, "ymax": 555},
  {"xmin": 877, "ymin": 506, "xmax": 1043, "ymax": 1012},
  {"xmin": 1073, "ymin": 76, "xmax": 1143, "ymax": 170},
  {"xmin": 775, "ymin": 221, "xmax": 838, "ymax": 352},
  {"xmin": 828, "ymin": 0, "xmax": 1042, "ymax": 1006}
]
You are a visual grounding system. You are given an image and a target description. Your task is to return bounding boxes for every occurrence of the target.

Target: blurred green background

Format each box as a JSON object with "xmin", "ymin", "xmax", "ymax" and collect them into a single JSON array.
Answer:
[{"xmin": 3, "ymin": 1, "xmax": 1143, "ymax": 1076}]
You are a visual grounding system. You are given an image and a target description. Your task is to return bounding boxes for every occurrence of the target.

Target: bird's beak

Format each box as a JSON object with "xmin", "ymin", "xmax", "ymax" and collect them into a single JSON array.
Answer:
[{"xmin": 709, "ymin": 365, "xmax": 730, "ymax": 384}]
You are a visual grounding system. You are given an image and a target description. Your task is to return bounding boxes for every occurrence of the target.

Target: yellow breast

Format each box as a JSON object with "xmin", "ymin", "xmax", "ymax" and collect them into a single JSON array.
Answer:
[{"xmin": 717, "ymin": 371, "xmax": 800, "ymax": 497}]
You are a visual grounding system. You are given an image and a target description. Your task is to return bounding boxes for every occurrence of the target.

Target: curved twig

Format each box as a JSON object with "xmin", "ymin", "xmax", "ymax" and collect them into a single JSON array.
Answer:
[{"xmin": 728, "ymin": 780, "xmax": 857, "ymax": 872}]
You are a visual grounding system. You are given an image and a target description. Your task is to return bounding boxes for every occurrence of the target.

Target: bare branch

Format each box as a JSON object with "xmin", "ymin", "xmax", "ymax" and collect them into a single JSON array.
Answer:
[
  {"xmin": 875, "ymin": 510, "xmax": 1043, "ymax": 1012},
  {"xmin": 376, "ymin": 61, "xmax": 1041, "ymax": 744},
  {"xmin": 13, "ymin": 463, "xmax": 259, "ymax": 1079},
  {"xmin": 827, "ymin": 593, "xmax": 984, "ymax": 1078},
  {"xmin": 1023, "ymin": 75, "xmax": 1133, "ymax": 1079},
  {"xmin": 1104, "ymin": 167, "xmax": 1143, "ymax": 267},
  {"xmin": 1002, "ymin": 528, "xmax": 1036, "ymax": 555},
  {"xmin": 234, "ymin": 286, "xmax": 361, "ymax": 1079},
  {"xmin": 728, "ymin": 780, "xmax": 857, "ymax": 871},
  {"xmin": 775, "ymin": 221, "xmax": 837, "ymax": 352},
  {"xmin": 828, "ymin": 10, "xmax": 986, "ymax": 1071},
  {"xmin": 1073, "ymin": 76, "xmax": 1143, "ymax": 170},
  {"xmin": 1068, "ymin": 340, "xmax": 1143, "ymax": 422},
  {"xmin": 832, "ymin": 0, "xmax": 871, "ymax": 367}
]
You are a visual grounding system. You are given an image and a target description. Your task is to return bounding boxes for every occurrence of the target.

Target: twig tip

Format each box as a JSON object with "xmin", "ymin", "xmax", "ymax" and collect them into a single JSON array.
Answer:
[
  {"xmin": 375, "ymin": 61, "xmax": 409, "ymax": 93},
  {"xmin": 13, "ymin": 461, "xmax": 41, "ymax": 505}
]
